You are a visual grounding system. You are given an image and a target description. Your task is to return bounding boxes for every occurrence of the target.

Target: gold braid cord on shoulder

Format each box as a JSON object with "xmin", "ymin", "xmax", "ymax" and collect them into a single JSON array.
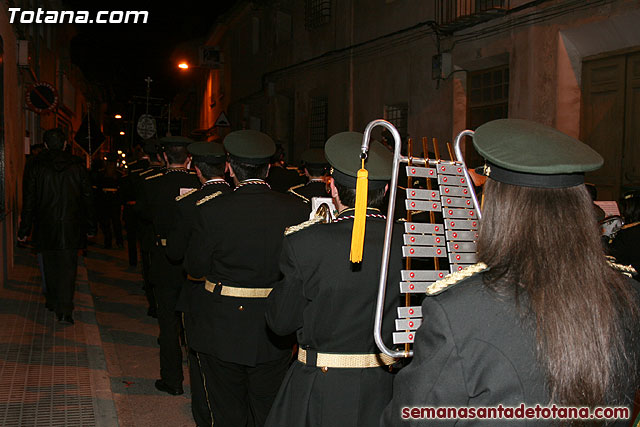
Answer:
[
  {"xmin": 606, "ymin": 260, "xmax": 637, "ymax": 277},
  {"xmin": 196, "ymin": 191, "xmax": 223, "ymax": 206},
  {"xmin": 287, "ymin": 184, "xmax": 309, "ymax": 203},
  {"xmin": 284, "ymin": 217, "xmax": 322, "ymax": 236},
  {"xmin": 175, "ymin": 188, "xmax": 198, "ymax": 201},
  {"xmin": 425, "ymin": 262, "xmax": 488, "ymax": 295},
  {"xmin": 145, "ymin": 172, "xmax": 163, "ymax": 180},
  {"xmin": 285, "ymin": 203, "xmax": 333, "ymax": 236}
]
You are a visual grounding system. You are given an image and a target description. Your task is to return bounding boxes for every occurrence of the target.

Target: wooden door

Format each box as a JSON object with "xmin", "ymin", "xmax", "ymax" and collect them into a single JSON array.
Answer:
[
  {"xmin": 623, "ymin": 52, "xmax": 640, "ymax": 192},
  {"xmin": 581, "ymin": 56, "xmax": 625, "ymax": 201}
]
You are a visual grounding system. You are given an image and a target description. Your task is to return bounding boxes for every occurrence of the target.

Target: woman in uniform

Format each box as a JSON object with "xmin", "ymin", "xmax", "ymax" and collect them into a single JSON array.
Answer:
[{"xmin": 382, "ymin": 119, "xmax": 640, "ymax": 426}]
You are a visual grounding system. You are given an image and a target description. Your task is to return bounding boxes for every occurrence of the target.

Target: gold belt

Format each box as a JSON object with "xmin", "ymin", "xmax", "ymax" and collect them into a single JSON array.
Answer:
[
  {"xmin": 204, "ymin": 280, "xmax": 272, "ymax": 298},
  {"xmin": 297, "ymin": 348, "xmax": 397, "ymax": 369}
]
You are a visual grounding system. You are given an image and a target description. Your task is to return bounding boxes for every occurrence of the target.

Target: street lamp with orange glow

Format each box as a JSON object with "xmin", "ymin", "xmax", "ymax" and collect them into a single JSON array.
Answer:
[
  {"xmin": 114, "ymin": 114, "xmax": 122, "ymax": 119},
  {"xmin": 178, "ymin": 62, "xmax": 189, "ymax": 70},
  {"xmin": 119, "ymin": 131, "xmax": 125, "ymax": 135}
]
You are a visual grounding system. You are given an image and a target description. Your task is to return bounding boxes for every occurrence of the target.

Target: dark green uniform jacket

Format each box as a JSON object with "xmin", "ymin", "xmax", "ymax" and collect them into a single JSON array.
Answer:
[
  {"xmin": 265, "ymin": 209, "xmax": 403, "ymax": 427},
  {"xmin": 609, "ymin": 222, "xmax": 640, "ymax": 276},
  {"xmin": 184, "ymin": 181, "xmax": 309, "ymax": 366},
  {"xmin": 166, "ymin": 179, "xmax": 232, "ymax": 348},
  {"xmin": 382, "ymin": 271, "xmax": 640, "ymax": 426}
]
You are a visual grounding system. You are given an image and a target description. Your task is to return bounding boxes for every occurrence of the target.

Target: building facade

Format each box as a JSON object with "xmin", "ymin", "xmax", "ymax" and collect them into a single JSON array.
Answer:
[{"xmin": 191, "ymin": 0, "xmax": 639, "ymax": 200}]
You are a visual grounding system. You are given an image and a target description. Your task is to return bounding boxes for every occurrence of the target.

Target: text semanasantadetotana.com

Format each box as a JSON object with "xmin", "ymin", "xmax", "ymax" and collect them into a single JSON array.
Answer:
[
  {"xmin": 8, "ymin": 8, "xmax": 148, "ymax": 24},
  {"xmin": 401, "ymin": 404, "xmax": 630, "ymax": 421}
]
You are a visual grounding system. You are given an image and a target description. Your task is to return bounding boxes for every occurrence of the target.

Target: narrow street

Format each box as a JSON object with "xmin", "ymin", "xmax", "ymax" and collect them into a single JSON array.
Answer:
[{"xmin": 0, "ymin": 241, "xmax": 194, "ymax": 426}]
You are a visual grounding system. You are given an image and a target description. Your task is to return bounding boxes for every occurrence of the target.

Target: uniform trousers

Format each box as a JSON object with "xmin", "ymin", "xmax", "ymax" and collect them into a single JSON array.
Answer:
[
  {"xmin": 197, "ymin": 352, "xmax": 290, "ymax": 427},
  {"xmin": 151, "ymin": 245, "xmax": 184, "ymax": 389},
  {"xmin": 41, "ymin": 249, "xmax": 78, "ymax": 316},
  {"xmin": 99, "ymin": 202, "xmax": 123, "ymax": 248},
  {"xmin": 122, "ymin": 204, "xmax": 137, "ymax": 266},
  {"xmin": 189, "ymin": 349, "xmax": 213, "ymax": 427}
]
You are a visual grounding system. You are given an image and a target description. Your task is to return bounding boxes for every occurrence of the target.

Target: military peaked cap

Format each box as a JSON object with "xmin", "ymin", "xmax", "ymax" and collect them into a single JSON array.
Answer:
[
  {"xmin": 301, "ymin": 148, "xmax": 329, "ymax": 168},
  {"xmin": 474, "ymin": 119, "xmax": 603, "ymax": 188},
  {"xmin": 188, "ymin": 142, "xmax": 226, "ymax": 164},
  {"xmin": 143, "ymin": 139, "xmax": 160, "ymax": 155},
  {"xmin": 224, "ymin": 130, "xmax": 275, "ymax": 164},
  {"xmin": 159, "ymin": 136, "xmax": 193, "ymax": 150},
  {"xmin": 325, "ymin": 131, "xmax": 393, "ymax": 189}
]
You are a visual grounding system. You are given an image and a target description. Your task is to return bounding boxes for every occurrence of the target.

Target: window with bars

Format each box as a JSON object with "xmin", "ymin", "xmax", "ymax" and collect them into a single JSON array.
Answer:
[
  {"xmin": 467, "ymin": 65, "xmax": 509, "ymax": 129},
  {"xmin": 466, "ymin": 64, "xmax": 509, "ymax": 166},
  {"xmin": 305, "ymin": 0, "xmax": 331, "ymax": 29},
  {"xmin": 385, "ymin": 103, "xmax": 408, "ymax": 141},
  {"xmin": 309, "ymin": 97, "xmax": 328, "ymax": 148}
]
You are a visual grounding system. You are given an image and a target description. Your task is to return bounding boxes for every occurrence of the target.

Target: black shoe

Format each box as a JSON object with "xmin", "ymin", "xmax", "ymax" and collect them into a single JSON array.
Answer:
[
  {"xmin": 154, "ymin": 379, "xmax": 183, "ymax": 395},
  {"xmin": 58, "ymin": 314, "xmax": 74, "ymax": 325},
  {"xmin": 147, "ymin": 307, "xmax": 157, "ymax": 318}
]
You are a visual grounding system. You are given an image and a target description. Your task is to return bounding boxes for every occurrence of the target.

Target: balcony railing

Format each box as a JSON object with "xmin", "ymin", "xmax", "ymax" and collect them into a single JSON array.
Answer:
[{"xmin": 435, "ymin": 0, "xmax": 510, "ymax": 33}]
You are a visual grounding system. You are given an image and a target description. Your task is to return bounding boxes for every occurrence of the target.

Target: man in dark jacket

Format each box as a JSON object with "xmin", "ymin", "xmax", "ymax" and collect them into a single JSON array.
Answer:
[{"xmin": 17, "ymin": 128, "xmax": 95, "ymax": 324}]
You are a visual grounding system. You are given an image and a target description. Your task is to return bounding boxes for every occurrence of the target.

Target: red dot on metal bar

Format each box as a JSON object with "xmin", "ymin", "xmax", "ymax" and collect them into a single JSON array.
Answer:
[
  {"xmin": 409, "ymin": 284, "xmax": 415, "ymax": 290},
  {"xmin": 454, "ymin": 244, "xmax": 459, "ymax": 249},
  {"xmin": 435, "ymin": 226, "xmax": 439, "ymax": 231},
  {"xmin": 411, "ymin": 168, "xmax": 416, "ymax": 174},
  {"xmin": 409, "ymin": 334, "xmax": 414, "ymax": 340},
  {"xmin": 439, "ymin": 272, "xmax": 444, "ymax": 278},
  {"xmin": 410, "ymin": 272, "xmax": 415, "ymax": 278},
  {"xmin": 443, "ymin": 177, "xmax": 448, "ymax": 182},
  {"xmin": 457, "ymin": 168, "xmax": 462, "ymax": 173},
  {"xmin": 409, "ymin": 309, "xmax": 414, "ymax": 315},
  {"xmin": 410, "ymin": 225, "xmax": 415, "ymax": 230},
  {"xmin": 453, "ymin": 232, "xmax": 457, "ymax": 238},
  {"xmin": 411, "ymin": 191, "xmax": 415, "ymax": 196},
  {"xmin": 451, "ymin": 222, "xmax": 456, "ymax": 227},
  {"xmin": 445, "ymin": 188, "xmax": 449, "ymax": 193},
  {"xmin": 409, "ymin": 321, "xmax": 414, "ymax": 327}
]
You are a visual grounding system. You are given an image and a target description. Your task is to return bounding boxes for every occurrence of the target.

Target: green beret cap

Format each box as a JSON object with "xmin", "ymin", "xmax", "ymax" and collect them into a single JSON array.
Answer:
[
  {"xmin": 325, "ymin": 131, "xmax": 393, "ymax": 189},
  {"xmin": 143, "ymin": 139, "xmax": 159, "ymax": 155},
  {"xmin": 302, "ymin": 148, "xmax": 328, "ymax": 167},
  {"xmin": 187, "ymin": 142, "xmax": 226, "ymax": 164},
  {"xmin": 473, "ymin": 119, "xmax": 603, "ymax": 188},
  {"xmin": 159, "ymin": 136, "xmax": 193, "ymax": 150},
  {"xmin": 223, "ymin": 130, "xmax": 275, "ymax": 164}
]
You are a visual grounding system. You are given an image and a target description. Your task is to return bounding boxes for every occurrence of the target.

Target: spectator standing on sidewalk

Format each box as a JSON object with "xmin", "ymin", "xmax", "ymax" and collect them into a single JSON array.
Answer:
[{"xmin": 17, "ymin": 128, "xmax": 95, "ymax": 324}]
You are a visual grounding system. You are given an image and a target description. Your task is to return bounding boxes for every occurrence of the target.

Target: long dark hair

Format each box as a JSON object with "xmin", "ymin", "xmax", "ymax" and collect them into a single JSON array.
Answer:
[{"xmin": 477, "ymin": 179, "xmax": 638, "ymax": 408}]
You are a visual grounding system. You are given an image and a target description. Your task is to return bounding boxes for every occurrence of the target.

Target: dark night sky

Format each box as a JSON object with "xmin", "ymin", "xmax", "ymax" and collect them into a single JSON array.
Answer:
[{"xmin": 66, "ymin": 1, "xmax": 238, "ymax": 108}]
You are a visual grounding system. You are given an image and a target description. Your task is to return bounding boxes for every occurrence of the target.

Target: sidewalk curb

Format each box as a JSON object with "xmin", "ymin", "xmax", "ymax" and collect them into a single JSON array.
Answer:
[{"xmin": 77, "ymin": 256, "xmax": 120, "ymax": 427}]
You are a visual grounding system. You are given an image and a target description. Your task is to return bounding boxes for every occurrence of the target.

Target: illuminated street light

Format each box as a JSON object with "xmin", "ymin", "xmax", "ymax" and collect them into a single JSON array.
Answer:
[
  {"xmin": 121, "ymin": 153, "xmax": 126, "ymax": 158},
  {"xmin": 119, "ymin": 131, "xmax": 125, "ymax": 135},
  {"xmin": 178, "ymin": 62, "xmax": 189, "ymax": 70},
  {"xmin": 117, "ymin": 150, "xmax": 122, "ymax": 154},
  {"xmin": 114, "ymin": 114, "xmax": 122, "ymax": 119}
]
